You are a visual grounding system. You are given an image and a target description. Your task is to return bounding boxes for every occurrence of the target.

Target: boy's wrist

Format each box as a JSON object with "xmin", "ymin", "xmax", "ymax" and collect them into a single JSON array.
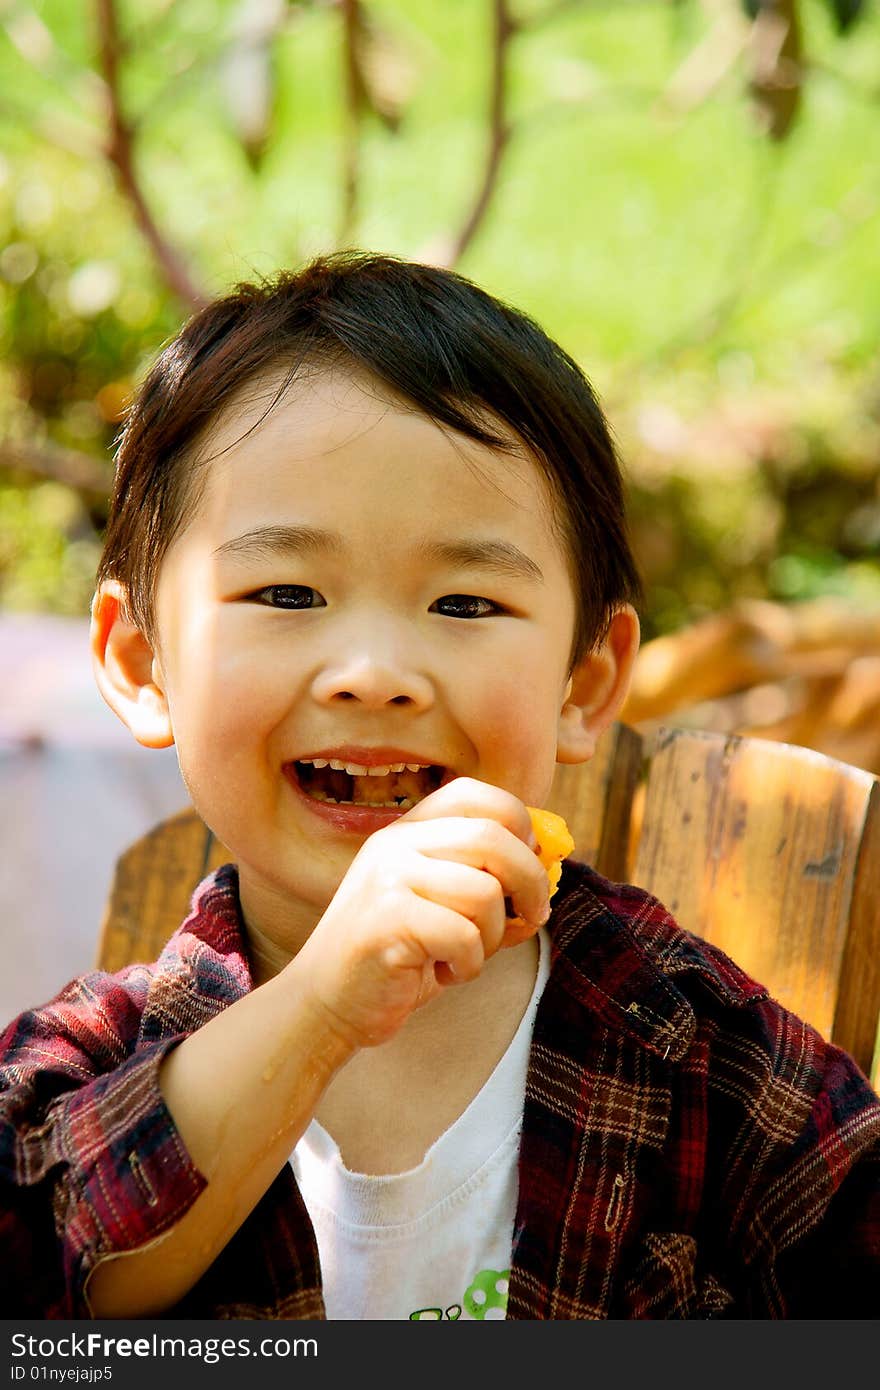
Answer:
[{"xmin": 277, "ymin": 951, "xmax": 363, "ymax": 1073}]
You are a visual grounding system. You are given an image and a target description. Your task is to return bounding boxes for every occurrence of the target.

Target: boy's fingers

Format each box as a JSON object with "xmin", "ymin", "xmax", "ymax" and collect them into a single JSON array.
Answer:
[
  {"xmin": 499, "ymin": 914, "xmax": 541, "ymax": 949},
  {"xmin": 399, "ymin": 898, "xmax": 486, "ymax": 983},
  {"xmin": 392, "ymin": 816, "xmax": 550, "ymax": 926},
  {"xmin": 402, "ymin": 777, "xmax": 537, "ymax": 850},
  {"xmin": 407, "ymin": 861, "xmax": 508, "ymax": 959}
]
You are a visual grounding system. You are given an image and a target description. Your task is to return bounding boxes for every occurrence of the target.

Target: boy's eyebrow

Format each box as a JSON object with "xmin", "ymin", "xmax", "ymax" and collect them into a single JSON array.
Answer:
[
  {"xmin": 213, "ymin": 526, "xmax": 543, "ymax": 583},
  {"xmin": 419, "ymin": 538, "xmax": 544, "ymax": 583},
  {"xmin": 213, "ymin": 525, "xmax": 343, "ymax": 562}
]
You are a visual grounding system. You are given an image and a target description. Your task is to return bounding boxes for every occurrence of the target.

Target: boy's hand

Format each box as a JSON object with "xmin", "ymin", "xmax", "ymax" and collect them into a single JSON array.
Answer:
[{"xmin": 293, "ymin": 778, "xmax": 551, "ymax": 1052}]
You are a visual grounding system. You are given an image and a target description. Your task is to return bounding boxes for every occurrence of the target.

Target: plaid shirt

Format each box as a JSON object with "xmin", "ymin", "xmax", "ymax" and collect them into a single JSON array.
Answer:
[{"xmin": 1, "ymin": 860, "xmax": 878, "ymax": 1319}]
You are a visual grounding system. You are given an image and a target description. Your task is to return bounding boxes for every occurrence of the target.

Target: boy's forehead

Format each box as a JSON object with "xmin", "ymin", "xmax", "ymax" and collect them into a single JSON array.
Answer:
[
  {"xmin": 178, "ymin": 364, "xmax": 570, "ymax": 551},
  {"xmin": 162, "ymin": 366, "xmax": 576, "ymax": 590},
  {"xmin": 192, "ymin": 361, "xmax": 531, "ymax": 474},
  {"xmin": 155, "ymin": 362, "xmax": 579, "ymax": 641}
]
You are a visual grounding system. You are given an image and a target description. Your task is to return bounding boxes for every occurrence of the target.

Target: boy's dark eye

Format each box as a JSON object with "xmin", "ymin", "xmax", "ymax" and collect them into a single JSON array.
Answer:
[
  {"xmin": 430, "ymin": 594, "xmax": 499, "ymax": 619},
  {"xmin": 252, "ymin": 585, "xmax": 325, "ymax": 609}
]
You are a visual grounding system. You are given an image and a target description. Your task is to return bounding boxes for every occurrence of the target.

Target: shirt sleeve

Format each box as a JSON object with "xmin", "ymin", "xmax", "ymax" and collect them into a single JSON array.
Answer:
[
  {"xmin": 764, "ymin": 1039, "xmax": 880, "ymax": 1317},
  {"xmin": 0, "ymin": 970, "xmax": 207, "ymax": 1318},
  {"xmin": 718, "ymin": 1007, "xmax": 880, "ymax": 1317}
]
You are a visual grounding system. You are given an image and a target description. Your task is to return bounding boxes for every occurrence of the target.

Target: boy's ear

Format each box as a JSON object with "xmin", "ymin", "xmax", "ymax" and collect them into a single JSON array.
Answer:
[
  {"xmin": 556, "ymin": 604, "xmax": 640, "ymax": 765},
  {"xmin": 90, "ymin": 581, "xmax": 174, "ymax": 749}
]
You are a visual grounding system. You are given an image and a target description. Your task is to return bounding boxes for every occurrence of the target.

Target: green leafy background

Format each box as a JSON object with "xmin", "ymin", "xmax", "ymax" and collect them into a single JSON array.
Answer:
[{"xmin": 1, "ymin": 0, "xmax": 878, "ymax": 640}]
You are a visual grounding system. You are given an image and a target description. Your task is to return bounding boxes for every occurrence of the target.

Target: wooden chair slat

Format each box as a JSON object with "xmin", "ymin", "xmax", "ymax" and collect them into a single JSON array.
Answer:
[
  {"xmin": 95, "ymin": 807, "xmax": 227, "ymax": 973},
  {"xmin": 837, "ymin": 782, "xmax": 880, "ymax": 1088},
  {"xmin": 631, "ymin": 727, "xmax": 880, "ymax": 1077},
  {"xmin": 546, "ymin": 721, "xmax": 643, "ymax": 881}
]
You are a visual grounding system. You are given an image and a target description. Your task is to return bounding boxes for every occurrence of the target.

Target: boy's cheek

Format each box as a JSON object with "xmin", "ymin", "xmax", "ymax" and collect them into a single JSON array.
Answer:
[
  {"xmin": 476, "ymin": 665, "xmax": 548, "ymax": 734},
  {"xmin": 167, "ymin": 645, "xmax": 278, "ymax": 730},
  {"xmin": 468, "ymin": 682, "xmax": 558, "ymax": 796}
]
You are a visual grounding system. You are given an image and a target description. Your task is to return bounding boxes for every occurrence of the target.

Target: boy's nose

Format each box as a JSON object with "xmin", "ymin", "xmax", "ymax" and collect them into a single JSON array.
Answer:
[{"xmin": 310, "ymin": 653, "xmax": 435, "ymax": 710}]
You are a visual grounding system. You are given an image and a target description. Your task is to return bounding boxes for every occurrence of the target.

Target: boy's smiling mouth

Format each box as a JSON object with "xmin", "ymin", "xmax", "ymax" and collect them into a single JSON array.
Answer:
[{"xmin": 289, "ymin": 754, "xmax": 447, "ymax": 811}]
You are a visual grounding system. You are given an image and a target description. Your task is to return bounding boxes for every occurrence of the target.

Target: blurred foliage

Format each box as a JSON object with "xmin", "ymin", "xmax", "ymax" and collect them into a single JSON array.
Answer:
[
  {"xmin": 0, "ymin": 480, "xmax": 102, "ymax": 613},
  {"xmin": 0, "ymin": 0, "xmax": 878, "ymax": 639}
]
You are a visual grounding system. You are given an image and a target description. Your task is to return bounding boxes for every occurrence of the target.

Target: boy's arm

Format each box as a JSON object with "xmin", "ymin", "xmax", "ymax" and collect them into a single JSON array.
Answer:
[
  {"xmin": 763, "ymin": 1043, "xmax": 880, "ymax": 1316},
  {"xmin": 0, "ymin": 972, "xmax": 206, "ymax": 1318},
  {"xmin": 89, "ymin": 778, "xmax": 550, "ymax": 1316},
  {"xmin": 85, "ymin": 956, "xmax": 354, "ymax": 1316},
  {"xmin": 0, "ymin": 940, "xmax": 351, "ymax": 1320},
  {"xmin": 694, "ymin": 987, "xmax": 880, "ymax": 1315},
  {"xmin": 0, "ymin": 780, "xmax": 546, "ymax": 1318}
]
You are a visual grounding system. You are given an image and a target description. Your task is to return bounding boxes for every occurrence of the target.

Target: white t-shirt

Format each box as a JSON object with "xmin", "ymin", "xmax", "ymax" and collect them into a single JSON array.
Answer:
[{"xmin": 290, "ymin": 927, "xmax": 551, "ymax": 1320}]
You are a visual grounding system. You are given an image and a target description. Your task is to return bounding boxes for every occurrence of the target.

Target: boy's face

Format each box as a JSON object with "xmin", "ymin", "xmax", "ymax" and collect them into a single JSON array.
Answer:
[{"xmin": 101, "ymin": 368, "xmax": 633, "ymax": 927}]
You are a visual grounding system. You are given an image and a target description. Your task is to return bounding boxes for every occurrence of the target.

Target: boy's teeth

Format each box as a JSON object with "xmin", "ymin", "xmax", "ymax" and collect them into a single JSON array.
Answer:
[
  {"xmin": 308, "ymin": 758, "xmax": 424, "ymax": 776},
  {"xmin": 308, "ymin": 789, "xmax": 415, "ymax": 809},
  {"xmin": 294, "ymin": 758, "xmax": 445, "ymax": 810}
]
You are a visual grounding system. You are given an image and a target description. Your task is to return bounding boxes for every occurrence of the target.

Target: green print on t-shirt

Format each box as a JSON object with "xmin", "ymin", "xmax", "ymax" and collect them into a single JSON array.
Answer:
[{"xmin": 409, "ymin": 1267, "xmax": 510, "ymax": 1321}]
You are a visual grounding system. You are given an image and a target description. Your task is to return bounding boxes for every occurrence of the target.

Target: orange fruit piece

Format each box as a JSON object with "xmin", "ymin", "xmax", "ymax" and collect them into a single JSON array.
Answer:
[{"xmin": 526, "ymin": 806, "xmax": 575, "ymax": 899}]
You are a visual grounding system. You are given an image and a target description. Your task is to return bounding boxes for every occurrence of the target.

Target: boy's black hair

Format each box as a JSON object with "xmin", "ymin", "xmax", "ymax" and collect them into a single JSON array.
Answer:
[{"xmin": 97, "ymin": 251, "xmax": 642, "ymax": 663}]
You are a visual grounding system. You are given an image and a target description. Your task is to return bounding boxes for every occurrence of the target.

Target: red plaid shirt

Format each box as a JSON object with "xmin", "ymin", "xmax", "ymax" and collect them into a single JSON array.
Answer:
[{"xmin": 1, "ymin": 860, "xmax": 878, "ymax": 1318}]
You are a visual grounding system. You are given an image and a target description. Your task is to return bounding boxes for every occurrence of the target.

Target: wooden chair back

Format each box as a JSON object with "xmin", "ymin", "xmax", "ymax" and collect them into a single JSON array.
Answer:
[
  {"xmin": 96, "ymin": 723, "xmax": 880, "ymax": 1089},
  {"xmin": 631, "ymin": 728, "xmax": 880, "ymax": 1086}
]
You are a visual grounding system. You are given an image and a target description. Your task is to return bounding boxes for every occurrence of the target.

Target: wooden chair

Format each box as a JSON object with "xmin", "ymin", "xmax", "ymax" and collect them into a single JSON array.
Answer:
[
  {"xmin": 97, "ymin": 723, "xmax": 880, "ymax": 1089},
  {"xmin": 629, "ymin": 728, "xmax": 880, "ymax": 1089}
]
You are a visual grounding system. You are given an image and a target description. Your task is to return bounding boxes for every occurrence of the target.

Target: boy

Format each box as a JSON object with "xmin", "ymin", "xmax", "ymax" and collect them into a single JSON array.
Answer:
[{"xmin": 1, "ymin": 253, "xmax": 877, "ymax": 1320}]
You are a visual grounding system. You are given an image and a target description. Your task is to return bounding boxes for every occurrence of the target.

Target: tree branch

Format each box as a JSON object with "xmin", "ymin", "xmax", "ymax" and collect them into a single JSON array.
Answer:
[
  {"xmin": 0, "ymin": 440, "xmax": 112, "ymax": 505},
  {"xmin": 94, "ymin": 0, "xmax": 207, "ymax": 310},
  {"xmin": 339, "ymin": 0, "xmax": 364, "ymax": 246},
  {"xmin": 447, "ymin": 0, "xmax": 517, "ymax": 267},
  {"xmin": 747, "ymin": 0, "xmax": 803, "ymax": 141}
]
